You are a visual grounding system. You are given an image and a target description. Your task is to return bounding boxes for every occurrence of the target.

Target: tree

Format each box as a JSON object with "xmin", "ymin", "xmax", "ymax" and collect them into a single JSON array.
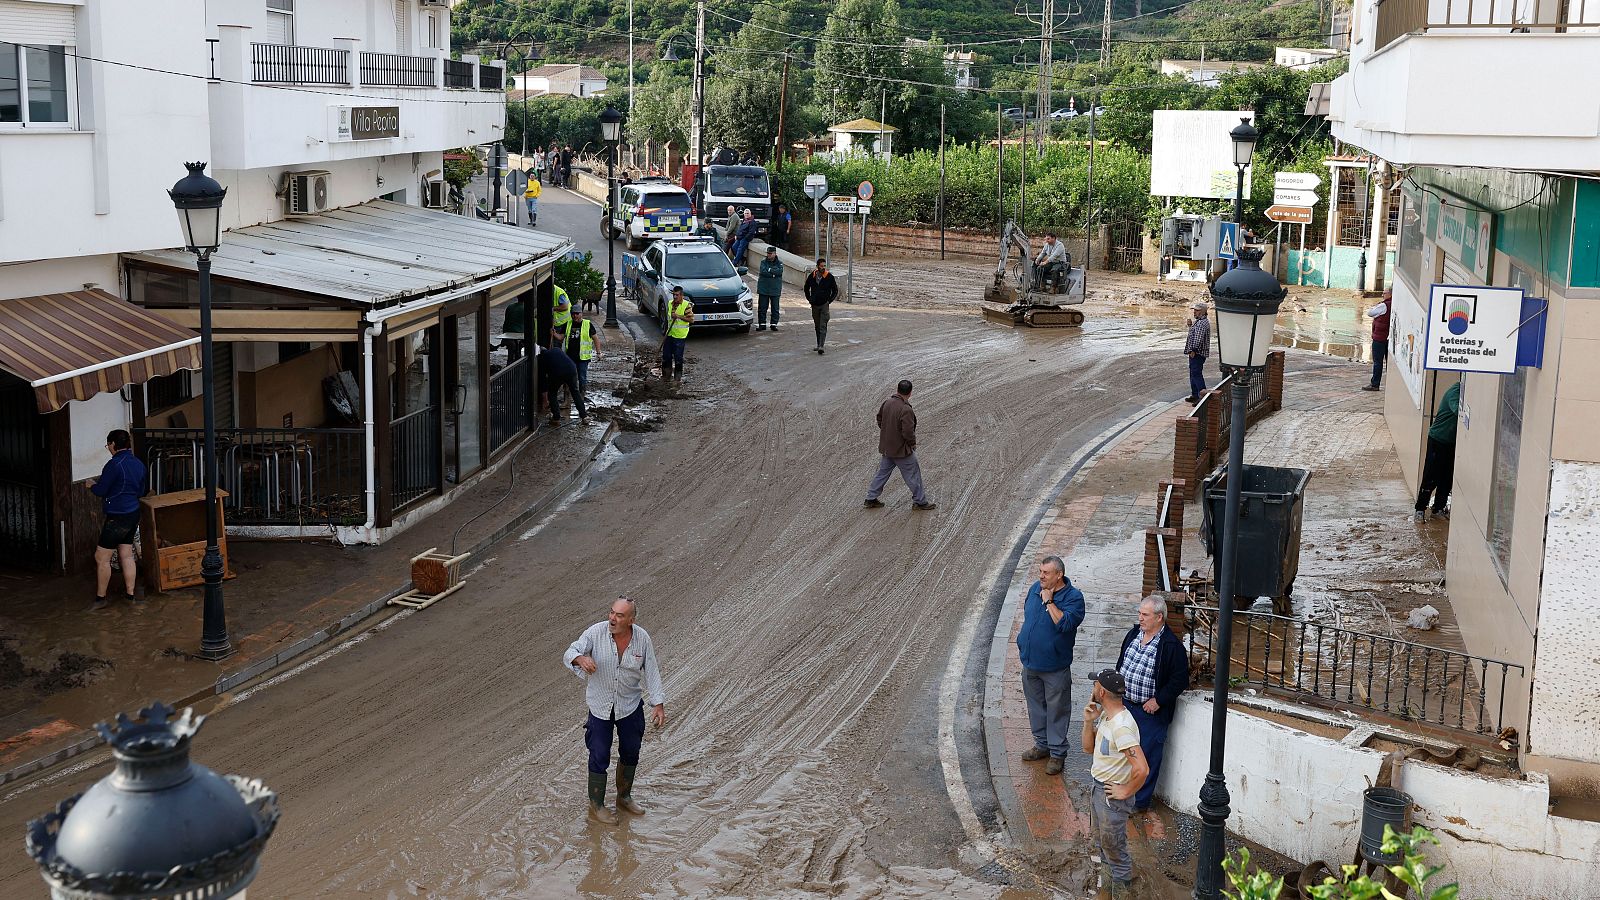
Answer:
[
  {"xmin": 630, "ymin": 65, "xmax": 691, "ymax": 148},
  {"xmin": 444, "ymin": 148, "xmax": 483, "ymax": 188}
]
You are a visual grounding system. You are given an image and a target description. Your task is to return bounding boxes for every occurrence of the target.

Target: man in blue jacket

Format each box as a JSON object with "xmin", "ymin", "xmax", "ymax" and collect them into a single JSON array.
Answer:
[
  {"xmin": 1018, "ymin": 554, "xmax": 1087, "ymax": 775},
  {"xmin": 87, "ymin": 429, "xmax": 147, "ymax": 609},
  {"xmin": 1115, "ymin": 595, "xmax": 1190, "ymax": 812}
]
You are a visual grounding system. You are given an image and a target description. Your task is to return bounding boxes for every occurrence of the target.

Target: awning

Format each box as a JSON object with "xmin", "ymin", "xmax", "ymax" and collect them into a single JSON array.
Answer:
[
  {"xmin": 0, "ymin": 289, "xmax": 202, "ymax": 413},
  {"xmin": 126, "ymin": 200, "xmax": 574, "ymax": 308}
]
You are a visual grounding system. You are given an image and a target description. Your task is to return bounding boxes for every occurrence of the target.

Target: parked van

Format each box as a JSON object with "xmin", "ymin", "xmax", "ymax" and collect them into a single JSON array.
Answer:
[{"xmin": 691, "ymin": 165, "xmax": 772, "ymax": 228}]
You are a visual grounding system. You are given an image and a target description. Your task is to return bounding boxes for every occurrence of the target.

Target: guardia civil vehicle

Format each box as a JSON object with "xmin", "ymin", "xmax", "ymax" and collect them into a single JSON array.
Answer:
[{"xmin": 622, "ymin": 237, "xmax": 756, "ymax": 334}]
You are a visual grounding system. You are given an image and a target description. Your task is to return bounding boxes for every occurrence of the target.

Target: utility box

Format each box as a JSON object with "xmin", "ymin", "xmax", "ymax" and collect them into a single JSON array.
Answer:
[
  {"xmin": 1200, "ymin": 464, "xmax": 1310, "ymax": 611},
  {"xmin": 1159, "ymin": 213, "xmax": 1226, "ymax": 283}
]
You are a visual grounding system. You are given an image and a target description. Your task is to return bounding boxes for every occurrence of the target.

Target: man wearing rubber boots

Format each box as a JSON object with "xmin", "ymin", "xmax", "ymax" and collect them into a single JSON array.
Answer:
[
  {"xmin": 564, "ymin": 597, "xmax": 667, "ymax": 825},
  {"xmin": 662, "ymin": 285, "xmax": 693, "ymax": 382}
]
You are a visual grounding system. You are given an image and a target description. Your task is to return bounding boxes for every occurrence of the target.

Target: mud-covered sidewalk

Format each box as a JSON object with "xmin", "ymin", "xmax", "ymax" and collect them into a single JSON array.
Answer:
[
  {"xmin": 986, "ymin": 353, "xmax": 1457, "ymax": 896},
  {"xmin": 0, "ymin": 332, "xmax": 641, "ymax": 784}
]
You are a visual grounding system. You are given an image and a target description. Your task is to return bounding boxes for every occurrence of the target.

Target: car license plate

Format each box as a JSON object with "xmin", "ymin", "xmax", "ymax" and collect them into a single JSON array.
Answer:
[
  {"xmin": 698, "ymin": 313, "xmax": 737, "ymax": 322},
  {"xmin": 656, "ymin": 216, "xmax": 679, "ymax": 225}
]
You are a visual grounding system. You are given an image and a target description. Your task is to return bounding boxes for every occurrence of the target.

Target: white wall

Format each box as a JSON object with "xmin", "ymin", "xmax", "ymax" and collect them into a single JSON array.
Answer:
[
  {"xmin": 0, "ymin": 0, "xmax": 210, "ymax": 264},
  {"xmin": 0, "ymin": 255, "xmax": 118, "ymax": 302},
  {"xmin": 68, "ymin": 390, "xmax": 130, "ymax": 481},
  {"xmin": 1160, "ymin": 694, "xmax": 1600, "ymax": 899},
  {"xmin": 215, "ymin": 150, "xmax": 441, "ymax": 228},
  {"xmin": 1529, "ymin": 460, "xmax": 1600, "ymax": 767}
]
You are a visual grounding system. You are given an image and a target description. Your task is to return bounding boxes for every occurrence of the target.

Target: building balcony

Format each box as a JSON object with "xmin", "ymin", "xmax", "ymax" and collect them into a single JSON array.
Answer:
[
  {"xmin": 1330, "ymin": 0, "xmax": 1600, "ymax": 169},
  {"xmin": 208, "ymin": 26, "xmax": 505, "ymax": 172}
]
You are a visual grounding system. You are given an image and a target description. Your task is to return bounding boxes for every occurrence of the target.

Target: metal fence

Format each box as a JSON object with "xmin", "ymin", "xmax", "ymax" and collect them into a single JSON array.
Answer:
[
  {"xmin": 134, "ymin": 427, "xmax": 364, "ymax": 527},
  {"xmin": 478, "ymin": 64, "xmax": 504, "ymax": 91},
  {"xmin": 251, "ymin": 43, "xmax": 349, "ymax": 86},
  {"xmin": 360, "ymin": 51, "xmax": 437, "ymax": 87},
  {"xmin": 488, "ymin": 357, "xmax": 532, "ymax": 452},
  {"xmin": 1185, "ymin": 605, "xmax": 1526, "ymax": 744},
  {"xmin": 444, "ymin": 59, "xmax": 475, "ymax": 89},
  {"xmin": 391, "ymin": 406, "xmax": 439, "ymax": 511},
  {"xmin": 1108, "ymin": 220, "xmax": 1144, "ymax": 273}
]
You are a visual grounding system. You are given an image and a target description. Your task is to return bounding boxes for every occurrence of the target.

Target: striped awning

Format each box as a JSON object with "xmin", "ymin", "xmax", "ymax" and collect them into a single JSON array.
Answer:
[{"xmin": 0, "ymin": 290, "xmax": 202, "ymax": 413}]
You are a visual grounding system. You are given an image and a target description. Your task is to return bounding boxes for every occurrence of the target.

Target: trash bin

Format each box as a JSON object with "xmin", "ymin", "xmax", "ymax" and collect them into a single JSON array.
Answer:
[
  {"xmin": 1359, "ymin": 786, "xmax": 1414, "ymax": 864},
  {"xmin": 1201, "ymin": 464, "xmax": 1311, "ymax": 603}
]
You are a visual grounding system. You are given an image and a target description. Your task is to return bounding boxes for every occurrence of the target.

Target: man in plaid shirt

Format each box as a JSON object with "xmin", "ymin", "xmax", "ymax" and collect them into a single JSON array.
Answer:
[
  {"xmin": 1184, "ymin": 300, "xmax": 1211, "ymax": 404},
  {"xmin": 1115, "ymin": 595, "xmax": 1190, "ymax": 812}
]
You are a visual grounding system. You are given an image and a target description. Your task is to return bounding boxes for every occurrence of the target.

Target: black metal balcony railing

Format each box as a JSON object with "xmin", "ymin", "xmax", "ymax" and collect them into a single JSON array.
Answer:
[
  {"xmin": 1376, "ymin": 0, "xmax": 1600, "ymax": 49},
  {"xmin": 1185, "ymin": 605, "xmax": 1527, "ymax": 745},
  {"xmin": 251, "ymin": 42, "xmax": 349, "ymax": 86},
  {"xmin": 391, "ymin": 406, "xmax": 440, "ymax": 511},
  {"xmin": 479, "ymin": 64, "xmax": 504, "ymax": 91},
  {"xmin": 360, "ymin": 51, "xmax": 438, "ymax": 88},
  {"xmin": 444, "ymin": 58, "xmax": 475, "ymax": 89},
  {"xmin": 134, "ymin": 427, "xmax": 365, "ymax": 527}
]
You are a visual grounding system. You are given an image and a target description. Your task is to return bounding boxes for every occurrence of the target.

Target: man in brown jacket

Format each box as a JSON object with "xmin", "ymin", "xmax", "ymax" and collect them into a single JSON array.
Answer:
[{"xmin": 864, "ymin": 380, "xmax": 937, "ymax": 510}]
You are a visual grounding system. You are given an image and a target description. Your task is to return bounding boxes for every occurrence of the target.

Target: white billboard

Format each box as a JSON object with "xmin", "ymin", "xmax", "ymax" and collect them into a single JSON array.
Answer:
[{"xmin": 1150, "ymin": 110, "xmax": 1256, "ymax": 200}]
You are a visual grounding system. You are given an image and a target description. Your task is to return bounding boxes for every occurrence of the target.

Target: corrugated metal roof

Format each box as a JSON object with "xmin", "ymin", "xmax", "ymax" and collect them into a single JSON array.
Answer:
[{"xmin": 127, "ymin": 201, "xmax": 573, "ymax": 307}]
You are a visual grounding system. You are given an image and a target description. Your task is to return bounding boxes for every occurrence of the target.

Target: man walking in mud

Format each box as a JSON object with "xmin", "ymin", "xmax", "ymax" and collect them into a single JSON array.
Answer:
[
  {"xmin": 803, "ymin": 258, "xmax": 838, "ymax": 354},
  {"xmin": 1017, "ymin": 555, "xmax": 1085, "ymax": 774},
  {"xmin": 864, "ymin": 380, "xmax": 936, "ymax": 510},
  {"xmin": 563, "ymin": 597, "xmax": 667, "ymax": 825}
]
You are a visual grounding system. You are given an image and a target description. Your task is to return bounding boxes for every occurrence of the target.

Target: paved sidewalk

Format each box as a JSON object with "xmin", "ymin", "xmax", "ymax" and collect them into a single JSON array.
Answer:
[
  {"xmin": 987, "ymin": 354, "xmax": 1454, "ymax": 896},
  {"xmin": 0, "ymin": 333, "xmax": 640, "ymax": 783}
]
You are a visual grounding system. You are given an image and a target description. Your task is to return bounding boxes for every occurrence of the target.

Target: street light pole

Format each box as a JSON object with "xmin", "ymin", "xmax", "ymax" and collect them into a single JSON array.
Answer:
[
  {"xmin": 599, "ymin": 106, "xmax": 624, "ymax": 329},
  {"xmin": 168, "ymin": 162, "xmax": 232, "ymax": 661},
  {"xmin": 1192, "ymin": 245, "xmax": 1284, "ymax": 900},
  {"xmin": 1230, "ymin": 116, "xmax": 1259, "ymax": 233}
]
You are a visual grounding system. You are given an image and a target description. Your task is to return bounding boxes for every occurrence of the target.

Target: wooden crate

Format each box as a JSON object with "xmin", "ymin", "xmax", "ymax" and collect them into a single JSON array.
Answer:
[{"xmin": 139, "ymin": 489, "xmax": 235, "ymax": 592}]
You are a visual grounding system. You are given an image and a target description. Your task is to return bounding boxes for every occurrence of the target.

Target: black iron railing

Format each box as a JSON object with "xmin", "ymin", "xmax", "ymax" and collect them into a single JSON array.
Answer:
[
  {"xmin": 360, "ymin": 51, "xmax": 437, "ymax": 87},
  {"xmin": 488, "ymin": 357, "xmax": 532, "ymax": 451},
  {"xmin": 391, "ymin": 406, "xmax": 439, "ymax": 511},
  {"xmin": 251, "ymin": 42, "xmax": 349, "ymax": 85},
  {"xmin": 134, "ymin": 427, "xmax": 364, "ymax": 527},
  {"xmin": 1185, "ymin": 605, "xmax": 1527, "ymax": 744},
  {"xmin": 444, "ymin": 58, "xmax": 475, "ymax": 89},
  {"xmin": 0, "ymin": 382, "xmax": 50, "ymax": 569},
  {"xmin": 479, "ymin": 63, "xmax": 504, "ymax": 91}
]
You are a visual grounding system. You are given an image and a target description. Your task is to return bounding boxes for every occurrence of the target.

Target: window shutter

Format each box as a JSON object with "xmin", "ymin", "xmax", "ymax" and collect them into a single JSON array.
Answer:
[
  {"xmin": 393, "ymin": 0, "xmax": 410, "ymax": 53},
  {"xmin": 0, "ymin": 1, "xmax": 78, "ymax": 46}
]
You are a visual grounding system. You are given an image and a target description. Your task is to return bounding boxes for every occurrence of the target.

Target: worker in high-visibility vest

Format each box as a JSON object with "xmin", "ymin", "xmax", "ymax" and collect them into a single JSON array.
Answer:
[
  {"xmin": 569, "ymin": 305, "xmax": 602, "ymax": 396},
  {"xmin": 552, "ymin": 286, "xmax": 573, "ymax": 349},
  {"xmin": 661, "ymin": 285, "xmax": 693, "ymax": 382}
]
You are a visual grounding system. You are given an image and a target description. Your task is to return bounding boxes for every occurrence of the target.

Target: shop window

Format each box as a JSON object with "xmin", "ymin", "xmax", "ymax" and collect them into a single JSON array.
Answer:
[
  {"xmin": 1396, "ymin": 193, "xmax": 1423, "ymax": 288},
  {"xmin": 1486, "ymin": 265, "xmax": 1534, "ymax": 584}
]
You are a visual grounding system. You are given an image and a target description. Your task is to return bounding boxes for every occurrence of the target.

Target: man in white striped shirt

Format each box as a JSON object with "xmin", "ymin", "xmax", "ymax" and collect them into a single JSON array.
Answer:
[{"xmin": 564, "ymin": 597, "xmax": 668, "ymax": 825}]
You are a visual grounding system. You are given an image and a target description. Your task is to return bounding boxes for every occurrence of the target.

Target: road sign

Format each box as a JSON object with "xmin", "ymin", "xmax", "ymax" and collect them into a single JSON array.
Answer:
[
  {"xmin": 1273, "ymin": 187, "xmax": 1319, "ymax": 208},
  {"xmin": 803, "ymin": 174, "xmax": 830, "ymax": 200},
  {"xmin": 858, "ymin": 199, "xmax": 872, "ymax": 212},
  {"xmin": 857, "ymin": 180, "xmax": 875, "ymax": 201},
  {"xmin": 1274, "ymin": 171, "xmax": 1323, "ymax": 191},
  {"xmin": 1217, "ymin": 222, "xmax": 1239, "ymax": 260},
  {"xmin": 505, "ymin": 169, "xmax": 528, "ymax": 197},
  {"xmin": 1265, "ymin": 205, "xmax": 1315, "ymax": 225},
  {"xmin": 823, "ymin": 195, "xmax": 858, "ymax": 215}
]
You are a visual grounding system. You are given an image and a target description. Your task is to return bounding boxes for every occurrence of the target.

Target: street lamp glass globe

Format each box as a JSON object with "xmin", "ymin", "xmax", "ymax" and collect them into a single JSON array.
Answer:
[
  {"xmin": 167, "ymin": 161, "xmax": 227, "ymax": 254},
  {"xmin": 599, "ymin": 106, "xmax": 623, "ymax": 145},
  {"xmin": 1209, "ymin": 249, "xmax": 1285, "ymax": 369},
  {"xmin": 661, "ymin": 43, "xmax": 681, "ymax": 62},
  {"xmin": 1230, "ymin": 117, "xmax": 1259, "ymax": 168}
]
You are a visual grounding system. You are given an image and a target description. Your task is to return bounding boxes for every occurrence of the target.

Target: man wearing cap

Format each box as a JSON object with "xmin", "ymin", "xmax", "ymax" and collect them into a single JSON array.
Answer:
[
  {"xmin": 756, "ymin": 245, "xmax": 785, "ymax": 331},
  {"xmin": 1116, "ymin": 595, "xmax": 1189, "ymax": 813},
  {"xmin": 1082, "ymin": 668, "xmax": 1148, "ymax": 894},
  {"xmin": 1016, "ymin": 555, "xmax": 1086, "ymax": 775},
  {"xmin": 1184, "ymin": 300, "xmax": 1211, "ymax": 404}
]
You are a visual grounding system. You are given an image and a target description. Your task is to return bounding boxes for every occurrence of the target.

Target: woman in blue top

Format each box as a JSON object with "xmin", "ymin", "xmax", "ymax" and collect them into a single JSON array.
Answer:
[{"xmin": 87, "ymin": 429, "xmax": 148, "ymax": 608}]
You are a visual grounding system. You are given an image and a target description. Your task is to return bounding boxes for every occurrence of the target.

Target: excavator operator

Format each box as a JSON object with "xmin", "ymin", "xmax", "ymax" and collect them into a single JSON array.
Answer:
[{"xmin": 1033, "ymin": 232, "xmax": 1068, "ymax": 291}]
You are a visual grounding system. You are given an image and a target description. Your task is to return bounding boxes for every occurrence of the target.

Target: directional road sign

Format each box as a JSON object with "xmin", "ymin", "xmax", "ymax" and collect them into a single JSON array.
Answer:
[
  {"xmin": 822, "ymin": 195, "xmax": 858, "ymax": 214},
  {"xmin": 1273, "ymin": 187, "xmax": 1320, "ymax": 208},
  {"xmin": 1265, "ymin": 205, "xmax": 1315, "ymax": 225},
  {"xmin": 1274, "ymin": 171, "xmax": 1323, "ymax": 191}
]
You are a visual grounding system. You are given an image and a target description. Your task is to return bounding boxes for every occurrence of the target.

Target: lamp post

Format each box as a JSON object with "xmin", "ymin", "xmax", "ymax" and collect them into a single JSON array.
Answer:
[
  {"xmin": 599, "ymin": 105, "xmax": 623, "ymax": 329},
  {"xmin": 25, "ymin": 702, "xmax": 278, "ymax": 898},
  {"xmin": 1230, "ymin": 116, "xmax": 1259, "ymax": 232},
  {"xmin": 1192, "ymin": 246, "xmax": 1286, "ymax": 900},
  {"xmin": 168, "ymin": 162, "xmax": 232, "ymax": 662}
]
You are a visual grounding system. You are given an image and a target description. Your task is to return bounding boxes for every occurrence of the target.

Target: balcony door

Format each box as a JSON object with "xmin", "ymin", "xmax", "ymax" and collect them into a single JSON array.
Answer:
[{"xmin": 265, "ymin": 0, "xmax": 294, "ymax": 44}]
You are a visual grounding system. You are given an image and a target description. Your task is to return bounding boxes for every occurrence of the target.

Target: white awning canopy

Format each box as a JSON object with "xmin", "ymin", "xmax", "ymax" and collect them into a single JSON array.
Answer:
[{"xmin": 127, "ymin": 201, "xmax": 573, "ymax": 308}]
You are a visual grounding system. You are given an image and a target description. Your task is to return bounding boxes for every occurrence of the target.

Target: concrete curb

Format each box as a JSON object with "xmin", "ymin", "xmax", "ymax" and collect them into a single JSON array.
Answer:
[
  {"xmin": 980, "ymin": 400, "xmax": 1172, "ymax": 852},
  {"xmin": 0, "ymin": 422, "xmax": 619, "ymax": 790}
]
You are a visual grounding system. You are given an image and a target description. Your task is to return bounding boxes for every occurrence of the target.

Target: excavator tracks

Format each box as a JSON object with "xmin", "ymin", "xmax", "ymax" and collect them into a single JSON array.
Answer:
[{"xmin": 980, "ymin": 302, "xmax": 1085, "ymax": 328}]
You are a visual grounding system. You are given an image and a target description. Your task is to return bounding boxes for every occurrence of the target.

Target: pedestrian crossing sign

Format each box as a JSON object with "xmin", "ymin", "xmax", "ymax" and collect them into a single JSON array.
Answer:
[{"xmin": 1217, "ymin": 222, "xmax": 1239, "ymax": 260}]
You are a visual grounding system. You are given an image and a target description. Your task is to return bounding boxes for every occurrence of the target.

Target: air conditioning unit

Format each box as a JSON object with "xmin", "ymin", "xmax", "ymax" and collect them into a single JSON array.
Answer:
[
  {"xmin": 423, "ymin": 180, "xmax": 446, "ymax": 208},
  {"xmin": 286, "ymin": 170, "xmax": 331, "ymax": 216}
]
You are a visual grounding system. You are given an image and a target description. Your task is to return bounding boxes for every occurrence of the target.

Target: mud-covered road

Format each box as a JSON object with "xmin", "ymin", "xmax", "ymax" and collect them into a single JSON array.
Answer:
[{"xmin": 1, "ymin": 190, "xmax": 1192, "ymax": 897}]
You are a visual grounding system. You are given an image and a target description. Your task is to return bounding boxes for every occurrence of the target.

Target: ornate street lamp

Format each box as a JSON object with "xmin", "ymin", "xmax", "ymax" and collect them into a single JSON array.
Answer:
[
  {"xmin": 599, "ymin": 105, "xmax": 624, "ymax": 329},
  {"xmin": 25, "ymin": 703, "xmax": 278, "ymax": 899},
  {"xmin": 1230, "ymin": 117, "xmax": 1259, "ymax": 230},
  {"xmin": 1193, "ymin": 245, "xmax": 1286, "ymax": 900},
  {"xmin": 167, "ymin": 162, "xmax": 232, "ymax": 661}
]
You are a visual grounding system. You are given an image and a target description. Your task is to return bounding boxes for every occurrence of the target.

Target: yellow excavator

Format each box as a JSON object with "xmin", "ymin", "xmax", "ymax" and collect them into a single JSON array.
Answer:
[{"xmin": 981, "ymin": 221, "xmax": 1087, "ymax": 327}]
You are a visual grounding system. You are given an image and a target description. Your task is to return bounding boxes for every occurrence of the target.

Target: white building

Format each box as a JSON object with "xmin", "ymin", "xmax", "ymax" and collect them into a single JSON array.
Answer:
[
  {"xmin": 827, "ymin": 118, "xmax": 896, "ymax": 159},
  {"xmin": 509, "ymin": 63, "xmax": 606, "ymax": 99},
  {"xmin": 1, "ymin": 0, "xmax": 571, "ymax": 574},
  {"xmin": 904, "ymin": 39, "xmax": 977, "ymax": 93},
  {"xmin": 1158, "ymin": 58, "xmax": 1265, "ymax": 86}
]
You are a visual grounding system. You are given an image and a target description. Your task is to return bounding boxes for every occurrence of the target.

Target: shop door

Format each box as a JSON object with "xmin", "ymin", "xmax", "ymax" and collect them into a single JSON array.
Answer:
[
  {"xmin": 444, "ymin": 309, "xmax": 484, "ymax": 482},
  {"xmin": 0, "ymin": 374, "xmax": 51, "ymax": 569}
]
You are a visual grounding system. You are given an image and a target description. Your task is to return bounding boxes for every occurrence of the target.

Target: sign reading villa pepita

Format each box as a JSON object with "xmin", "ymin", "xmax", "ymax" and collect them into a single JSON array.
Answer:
[{"xmin": 332, "ymin": 106, "xmax": 401, "ymax": 141}]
